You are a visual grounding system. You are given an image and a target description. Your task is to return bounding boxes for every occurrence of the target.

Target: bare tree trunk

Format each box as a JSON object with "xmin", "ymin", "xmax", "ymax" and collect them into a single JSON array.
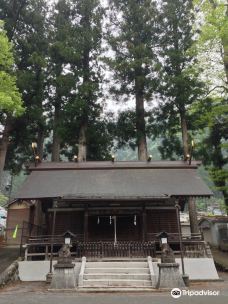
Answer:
[
  {"xmin": 0, "ymin": 117, "xmax": 12, "ymax": 175},
  {"xmin": 188, "ymin": 197, "xmax": 200, "ymax": 235},
  {"xmin": 37, "ymin": 127, "xmax": 45, "ymax": 160},
  {"xmin": 180, "ymin": 110, "xmax": 199, "ymax": 234},
  {"xmin": 180, "ymin": 110, "xmax": 189, "ymax": 160},
  {"xmin": 78, "ymin": 121, "xmax": 87, "ymax": 162},
  {"xmin": 51, "ymin": 102, "xmax": 61, "ymax": 162},
  {"xmin": 136, "ymin": 91, "xmax": 147, "ymax": 161},
  {"xmin": 77, "ymin": 10, "xmax": 90, "ymax": 162},
  {"xmin": 222, "ymin": 1, "xmax": 228, "ymax": 84}
]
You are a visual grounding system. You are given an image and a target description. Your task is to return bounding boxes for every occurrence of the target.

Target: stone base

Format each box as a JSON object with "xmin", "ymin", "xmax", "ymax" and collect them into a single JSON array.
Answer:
[
  {"xmin": 50, "ymin": 267, "xmax": 77, "ymax": 289},
  {"xmin": 156, "ymin": 263, "xmax": 186, "ymax": 289},
  {"xmin": 46, "ymin": 272, "xmax": 53, "ymax": 284}
]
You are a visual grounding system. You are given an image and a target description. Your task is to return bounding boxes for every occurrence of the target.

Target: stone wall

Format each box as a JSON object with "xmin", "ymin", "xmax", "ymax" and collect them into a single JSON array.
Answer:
[{"xmin": 0, "ymin": 260, "xmax": 19, "ymax": 288}]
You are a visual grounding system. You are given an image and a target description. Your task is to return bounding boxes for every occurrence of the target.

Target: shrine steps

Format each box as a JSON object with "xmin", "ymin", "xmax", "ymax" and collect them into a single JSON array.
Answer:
[{"xmin": 81, "ymin": 260, "xmax": 155, "ymax": 288}]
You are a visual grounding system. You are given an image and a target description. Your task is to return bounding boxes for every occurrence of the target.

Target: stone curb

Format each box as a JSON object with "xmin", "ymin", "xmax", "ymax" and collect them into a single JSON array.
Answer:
[{"xmin": 0, "ymin": 260, "xmax": 19, "ymax": 288}]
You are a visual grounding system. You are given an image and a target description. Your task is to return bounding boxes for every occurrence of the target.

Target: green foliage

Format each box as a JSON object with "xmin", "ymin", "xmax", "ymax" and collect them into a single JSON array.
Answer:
[
  {"xmin": 151, "ymin": 0, "xmax": 204, "ymax": 159},
  {"xmin": 193, "ymin": 0, "xmax": 228, "ymax": 87},
  {"xmin": 194, "ymin": 0, "xmax": 228, "ymax": 45},
  {"xmin": 0, "ymin": 0, "xmax": 49, "ymax": 172},
  {"xmin": 105, "ymin": 0, "xmax": 160, "ymax": 156},
  {"xmin": 0, "ymin": 21, "xmax": 24, "ymax": 116}
]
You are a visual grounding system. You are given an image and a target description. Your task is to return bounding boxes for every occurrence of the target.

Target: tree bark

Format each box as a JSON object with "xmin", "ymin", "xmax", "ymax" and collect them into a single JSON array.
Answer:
[
  {"xmin": 188, "ymin": 197, "xmax": 200, "ymax": 235},
  {"xmin": 77, "ymin": 10, "xmax": 90, "ymax": 162},
  {"xmin": 222, "ymin": 1, "xmax": 228, "ymax": 84},
  {"xmin": 37, "ymin": 127, "xmax": 45, "ymax": 160},
  {"xmin": 180, "ymin": 110, "xmax": 189, "ymax": 160},
  {"xmin": 0, "ymin": 116, "xmax": 12, "ymax": 176},
  {"xmin": 136, "ymin": 90, "xmax": 147, "ymax": 161},
  {"xmin": 78, "ymin": 121, "xmax": 87, "ymax": 162},
  {"xmin": 51, "ymin": 102, "xmax": 61, "ymax": 162}
]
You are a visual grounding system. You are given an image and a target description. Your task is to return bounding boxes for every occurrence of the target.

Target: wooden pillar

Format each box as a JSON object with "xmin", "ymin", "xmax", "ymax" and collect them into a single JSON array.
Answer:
[
  {"xmin": 84, "ymin": 208, "xmax": 88, "ymax": 241},
  {"xmin": 45, "ymin": 211, "xmax": 50, "ymax": 234},
  {"xmin": 142, "ymin": 207, "xmax": 147, "ymax": 242},
  {"xmin": 188, "ymin": 197, "xmax": 199, "ymax": 235}
]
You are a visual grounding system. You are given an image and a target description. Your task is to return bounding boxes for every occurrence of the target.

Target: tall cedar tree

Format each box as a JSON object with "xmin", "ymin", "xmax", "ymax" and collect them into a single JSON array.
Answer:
[
  {"xmin": 106, "ymin": 0, "xmax": 159, "ymax": 160},
  {"xmin": 154, "ymin": 0, "xmax": 203, "ymax": 160},
  {"xmin": 49, "ymin": 0, "xmax": 105, "ymax": 162},
  {"xmin": 65, "ymin": 0, "xmax": 105, "ymax": 161},
  {"xmin": 48, "ymin": 0, "xmax": 79, "ymax": 161},
  {"xmin": 0, "ymin": 0, "xmax": 48, "ymax": 173},
  {"xmin": 0, "ymin": 0, "xmax": 27, "ymax": 175},
  {"xmin": 0, "ymin": 21, "xmax": 23, "ymax": 175}
]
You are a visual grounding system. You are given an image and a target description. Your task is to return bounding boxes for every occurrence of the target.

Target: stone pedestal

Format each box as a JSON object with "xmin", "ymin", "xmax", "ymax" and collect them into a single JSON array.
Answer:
[
  {"xmin": 50, "ymin": 265, "xmax": 76, "ymax": 289},
  {"xmin": 46, "ymin": 272, "xmax": 53, "ymax": 284},
  {"xmin": 49, "ymin": 244, "xmax": 77, "ymax": 290},
  {"xmin": 156, "ymin": 263, "xmax": 185, "ymax": 289}
]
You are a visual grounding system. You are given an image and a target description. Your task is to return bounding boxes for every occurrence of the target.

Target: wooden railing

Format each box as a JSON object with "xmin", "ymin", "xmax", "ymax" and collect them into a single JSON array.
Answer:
[
  {"xmin": 76, "ymin": 241, "xmax": 156, "ymax": 259},
  {"xmin": 147, "ymin": 232, "xmax": 203, "ymax": 242},
  {"xmin": 23, "ymin": 238, "xmax": 156, "ymax": 260},
  {"xmin": 19, "ymin": 221, "xmax": 47, "ymax": 256},
  {"xmin": 183, "ymin": 242, "xmax": 212, "ymax": 258},
  {"xmin": 22, "ymin": 232, "xmax": 210, "ymax": 260}
]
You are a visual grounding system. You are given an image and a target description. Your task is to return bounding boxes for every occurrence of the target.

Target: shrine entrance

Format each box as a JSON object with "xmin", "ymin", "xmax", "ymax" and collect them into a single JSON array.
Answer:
[{"xmin": 88, "ymin": 214, "xmax": 142, "ymax": 242}]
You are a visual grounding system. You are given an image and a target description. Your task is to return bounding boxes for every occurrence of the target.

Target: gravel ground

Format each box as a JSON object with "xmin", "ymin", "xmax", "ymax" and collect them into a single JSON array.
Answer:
[
  {"xmin": 0, "ymin": 246, "xmax": 227, "ymax": 303},
  {"xmin": 0, "ymin": 272, "xmax": 227, "ymax": 304}
]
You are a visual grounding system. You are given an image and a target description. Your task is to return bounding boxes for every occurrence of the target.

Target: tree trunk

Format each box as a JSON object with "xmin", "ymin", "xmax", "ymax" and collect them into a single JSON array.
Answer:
[
  {"xmin": 77, "ymin": 9, "xmax": 90, "ymax": 162},
  {"xmin": 51, "ymin": 102, "xmax": 61, "ymax": 162},
  {"xmin": 180, "ymin": 110, "xmax": 189, "ymax": 160},
  {"xmin": 37, "ymin": 127, "xmax": 45, "ymax": 160},
  {"xmin": 78, "ymin": 121, "xmax": 87, "ymax": 162},
  {"xmin": 136, "ymin": 91, "xmax": 147, "ymax": 161},
  {"xmin": 188, "ymin": 197, "xmax": 200, "ymax": 235},
  {"xmin": 0, "ymin": 117, "xmax": 12, "ymax": 176},
  {"xmin": 225, "ymin": 195, "xmax": 228, "ymax": 215},
  {"xmin": 222, "ymin": 1, "xmax": 228, "ymax": 84}
]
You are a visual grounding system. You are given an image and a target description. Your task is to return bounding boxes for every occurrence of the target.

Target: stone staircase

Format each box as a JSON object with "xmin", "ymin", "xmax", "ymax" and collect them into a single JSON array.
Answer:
[{"xmin": 80, "ymin": 259, "xmax": 155, "ymax": 289}]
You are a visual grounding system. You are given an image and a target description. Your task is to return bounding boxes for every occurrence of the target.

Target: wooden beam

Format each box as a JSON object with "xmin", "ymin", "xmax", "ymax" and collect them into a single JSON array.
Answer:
[
  {"xmin": 84, "ymin": 207, "xmax": 88, "ymax": 241},
  {"xmin": 142, "ymin": 207, "xmax": 147, "ymax": 242}
]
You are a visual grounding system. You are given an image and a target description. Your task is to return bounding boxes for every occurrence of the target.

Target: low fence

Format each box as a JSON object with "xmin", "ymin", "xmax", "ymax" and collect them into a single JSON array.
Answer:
[
  {"xmin": 21, "ymin": 230, "xmax": 210, "ymax": 260},
  {"xmin": 77, "ymin": 241, "xmax": 156, "ymax": 258},
  {"xmin": 24, "ymin": 238, "xmax": 156, "ymax": 260},
  {"xmin": 147, "ymin": 232, "xmax": 203, "ymax": 242}
]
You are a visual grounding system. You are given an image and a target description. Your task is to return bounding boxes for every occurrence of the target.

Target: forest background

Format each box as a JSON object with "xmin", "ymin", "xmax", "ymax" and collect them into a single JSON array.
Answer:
[{"xmin": 0, "ymin": 0, "xmax": 227, "ymax": 213}]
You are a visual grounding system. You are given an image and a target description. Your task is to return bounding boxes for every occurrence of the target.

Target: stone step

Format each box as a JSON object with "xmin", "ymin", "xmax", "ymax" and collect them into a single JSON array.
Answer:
[
  {"xmin": 84, "ymin": 273, "xmax": 151, "ymax": 280},
  {"xmin": 78, "ymin": 287, "xmax": 155, "ymax": 292},
  {"xmin": 85, "ymin": 267, "xmax": 149, "ymax": 274},
  {"xmin": 83, "ymin": 279, "xmax": 152, "ymax": 287},
  {"xmin": 86, "ymin": 262, "xmax": 148, "ymax": 268}
]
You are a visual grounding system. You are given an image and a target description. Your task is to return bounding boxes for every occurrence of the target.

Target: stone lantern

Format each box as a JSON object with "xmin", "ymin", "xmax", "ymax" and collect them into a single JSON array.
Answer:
[
  {"xmin": 156, "ymin": 232, "xmax": 185, "ymax": 289},
  {"xmin": 50, "ymin": 231, "xmax": 76, "ymax": 290}
]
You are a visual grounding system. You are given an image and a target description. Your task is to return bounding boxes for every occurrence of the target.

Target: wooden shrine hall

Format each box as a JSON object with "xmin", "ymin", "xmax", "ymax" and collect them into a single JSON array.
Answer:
[{"xmin": 9, "ymin": 160, "xmax": 213, "ymax": 259}]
